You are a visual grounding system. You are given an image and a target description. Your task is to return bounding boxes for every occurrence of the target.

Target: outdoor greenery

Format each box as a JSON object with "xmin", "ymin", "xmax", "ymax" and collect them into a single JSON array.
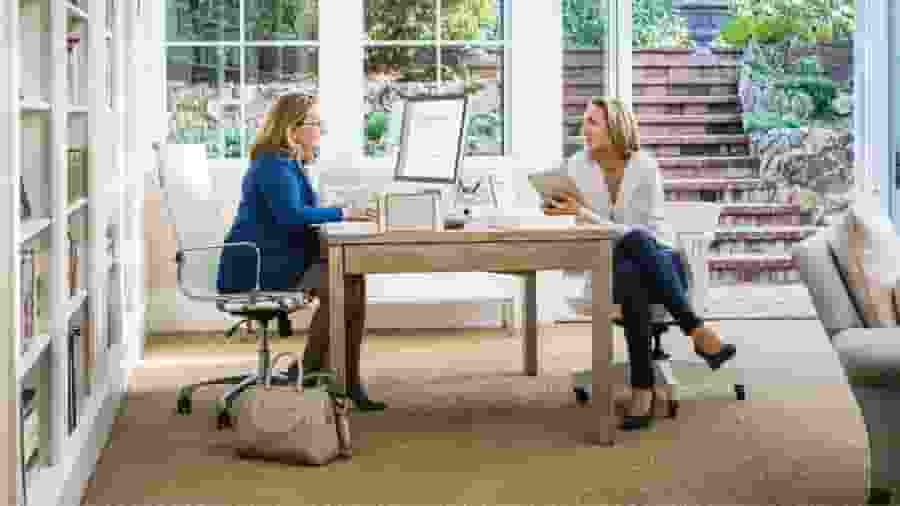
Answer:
[
  {"xmin": 720, "ymin": 0, "xmax": 855, "ymax": 46},
  {"xmin": 562, "ymin": 0, "xmax": 691, "ymax": 49},
  {"xmin": 365, "ymin": 0, "xmax": 498, "ymax": 82}
]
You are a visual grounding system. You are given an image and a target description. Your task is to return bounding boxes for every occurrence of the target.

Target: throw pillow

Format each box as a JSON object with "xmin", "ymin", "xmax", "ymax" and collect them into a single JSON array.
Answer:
[{"xmin": 838, "ymin": 198, "xmax": 900, "ymax": 327}]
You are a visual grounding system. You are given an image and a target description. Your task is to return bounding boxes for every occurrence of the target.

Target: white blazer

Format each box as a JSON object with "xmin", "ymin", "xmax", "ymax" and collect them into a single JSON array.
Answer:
[
  {"xmin": 559, "ymin": 148, "xmax": 675, "ymax": 248},
  {"xmin": 557, "ymin": 149, "xmax": 676, "ymax": 299}
]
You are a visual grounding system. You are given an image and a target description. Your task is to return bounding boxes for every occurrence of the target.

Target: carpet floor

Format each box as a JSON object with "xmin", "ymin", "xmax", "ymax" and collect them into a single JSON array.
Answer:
[{"xmin": 82, "ymin": 325, "xmax": 868, "ymax": 506}]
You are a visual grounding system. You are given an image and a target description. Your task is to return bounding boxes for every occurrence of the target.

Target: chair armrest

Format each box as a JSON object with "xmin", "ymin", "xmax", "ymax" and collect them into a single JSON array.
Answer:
[
  {"xmin": 791, "ymin": 233, "xmax": 863, "ymax": 338},
  {"xmin": 175, "ymin": 241, "xmax": 261, "ymax": 302},
  {"xmin": 831, "ymin": 328, "xmax": 900, "ymax": 381}
]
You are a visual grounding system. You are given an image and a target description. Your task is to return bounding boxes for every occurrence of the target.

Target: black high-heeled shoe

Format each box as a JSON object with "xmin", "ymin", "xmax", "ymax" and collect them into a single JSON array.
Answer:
[
  {"xmin": 695, "ymin": 343, "xmax": 737, "ymax": 370},
  {"xmin": 620, "ymin": 389, "xmax": 655, "ymax": 431},
  {"xmin": 348, "ymin": 383, "xmax": 387, "ymax": 411}
]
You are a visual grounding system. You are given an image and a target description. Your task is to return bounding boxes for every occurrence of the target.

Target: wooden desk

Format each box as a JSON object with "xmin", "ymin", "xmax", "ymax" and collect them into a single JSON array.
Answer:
[{"xmin": 322, "ymin": 225, "xmax": 618, "ymax": 445}]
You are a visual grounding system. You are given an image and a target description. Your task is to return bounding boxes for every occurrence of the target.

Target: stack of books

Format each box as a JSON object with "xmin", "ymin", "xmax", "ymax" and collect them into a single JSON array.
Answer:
[{"xmin": 20, "ymin": 249, "xmax": 35, "ymax": 354}]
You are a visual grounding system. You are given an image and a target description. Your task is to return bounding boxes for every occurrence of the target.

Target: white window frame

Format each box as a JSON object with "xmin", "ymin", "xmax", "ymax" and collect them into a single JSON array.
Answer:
[{"xmin": 855, "ymin": 0, "xmax": 894, "ymax": 224}]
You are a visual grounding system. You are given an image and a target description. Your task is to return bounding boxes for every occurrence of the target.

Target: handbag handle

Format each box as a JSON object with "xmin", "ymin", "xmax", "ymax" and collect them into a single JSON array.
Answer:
[
  {"xmin": 265, "ymin": 351, "xmax": 338, "ymax": 392},
  {"xmin": 266, "ymin": 351, "xmax": 303, "ymax": 390}
]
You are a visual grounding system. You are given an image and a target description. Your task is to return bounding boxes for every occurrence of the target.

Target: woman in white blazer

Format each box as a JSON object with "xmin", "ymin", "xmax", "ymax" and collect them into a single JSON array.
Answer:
[{"xmin": 545, "ymin": 96, "xmax": 736, "ymax": 431}]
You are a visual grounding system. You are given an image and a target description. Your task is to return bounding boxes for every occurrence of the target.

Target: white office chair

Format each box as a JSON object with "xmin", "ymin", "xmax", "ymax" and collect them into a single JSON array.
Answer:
[
  {"xmin": 569, "ymin": 202, "xmax": 743, "ymax": 418},
  {"xmin": 153, "ymin": 143, "xmax": 315, "ymax": 430}
]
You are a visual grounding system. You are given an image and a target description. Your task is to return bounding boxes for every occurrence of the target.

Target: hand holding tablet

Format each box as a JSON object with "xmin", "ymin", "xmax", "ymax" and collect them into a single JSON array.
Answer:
[{"xmin": 528, "ymin": 172, "xmax": 586, "ymax": 206}]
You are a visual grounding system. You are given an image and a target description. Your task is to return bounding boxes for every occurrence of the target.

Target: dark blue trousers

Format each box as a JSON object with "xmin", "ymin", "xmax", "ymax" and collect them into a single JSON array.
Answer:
[{"xmin": 613, "ymin": 227, "xmax": 703, "ymax": 388}]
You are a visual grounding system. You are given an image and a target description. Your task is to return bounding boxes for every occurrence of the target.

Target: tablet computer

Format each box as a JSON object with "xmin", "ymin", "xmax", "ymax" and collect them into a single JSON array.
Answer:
[{"xmin": 527, "ymin": 173, "xmax": 586, "ymax": 205}]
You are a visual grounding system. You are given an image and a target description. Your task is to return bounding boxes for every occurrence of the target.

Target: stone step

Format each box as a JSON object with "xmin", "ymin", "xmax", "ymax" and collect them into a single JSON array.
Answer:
[
  {"xmin": 564, "ymin": 114, "xmax": 744, "ymax": 137},
  {"xmin": 658, "ymin": 155, "xmax": 758, "ymax": 168},
  {"xmin": 719, "ymin": 204, "xmax": 810, "ymax": 227},
  {"xmin": 564, "ymin": 95, "xmax": 741, "ymax": 116},
  {"xmin": 707, "ymin": 255, "xmax": 801, "ymax": 285},
  {"xmin": 711, "ymin": 226, "xmax": 822, "ymax": 256},
  {"xmin": 644, "ymin": 134, "xmax": 750, "ymax": 158},
  {"xmin": 564, "ymin": 47, "xmax": 742, "ymax": 68},
  {"xmin": 565, "ymin": 65, "xmax": 739, "ymax": 84},
  {"xmin": 664, "ymin": 178, "xmax": 772, "ymax": 204},
  {"xmin": 564, "ymin": 78, "xmax": 737, "ymax": 99},
  {"xmin": 657, "ymin": 156, "xmax": 759, "ymax": 179}
]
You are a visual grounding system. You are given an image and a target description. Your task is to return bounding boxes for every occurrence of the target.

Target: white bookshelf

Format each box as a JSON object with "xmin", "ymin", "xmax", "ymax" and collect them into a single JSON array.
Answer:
[{"xmin": 2, "ymin": 1, "xmax": 147, "ymax": 505}]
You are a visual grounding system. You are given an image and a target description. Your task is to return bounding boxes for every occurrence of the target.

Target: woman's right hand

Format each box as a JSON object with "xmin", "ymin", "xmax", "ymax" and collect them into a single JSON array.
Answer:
[{"xmin": 342, "ymin": 207, "xmax": 377, "ymax": 222}]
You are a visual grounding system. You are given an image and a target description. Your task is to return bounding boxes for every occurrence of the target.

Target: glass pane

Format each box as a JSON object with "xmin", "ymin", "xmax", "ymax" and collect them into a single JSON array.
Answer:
[
  {"xmin": 363, "ymin": 46, "xmax": 438, "ymax": 159},
  {"xmin": 244, "ymin": 47, "xmax": 319, "ymax": 152},
  {"xmin": 365, "ymin": 0, "xmax": 436, "ymax": 41},
  {"xmin": 166, "ymin": 0, "xmax": 240, "ymax": 42},
  {"xmin": 442, "ymin": 47, "xmax": 504, "ymax": 156},
  {"xmin": 562, "ymin": 0, "xmax": 608, "ymax": 158},
  {"xmin": 245, "ymin": 0, "xmax": 318, "ymax": 41},
  {"xmin": 362, "ymin": 46, "xmax": 503, "ymax": 158},
  {"xmin": 440, "ymin": 0, "xmax": 503, "ymax": 42},
  {"xmin": 562, "ymin": 0, "xmax": 608, "ymax": 50},
  {"xmin": 166, "ymin": 46, "xmax": 241, "ymax": 159}
]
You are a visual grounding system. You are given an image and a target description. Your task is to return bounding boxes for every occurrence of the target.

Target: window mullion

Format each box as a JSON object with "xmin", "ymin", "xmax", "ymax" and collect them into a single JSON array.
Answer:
[{"xmin": 436, "ymin": 0, "xmax": 442, "ymax": 85}]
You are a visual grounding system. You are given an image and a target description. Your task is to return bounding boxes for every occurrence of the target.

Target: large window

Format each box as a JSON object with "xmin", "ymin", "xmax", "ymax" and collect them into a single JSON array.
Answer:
[
  {"xmin": 163, "ymin": 0, "xmax": 508, "ymax": 161},
  {"xmin": 362, "ymin": 0, "xmax": 508, "ymax": 160},
  {"xmin": 165, "ymin": 0, "xmax": 319, "ymax": 159}
]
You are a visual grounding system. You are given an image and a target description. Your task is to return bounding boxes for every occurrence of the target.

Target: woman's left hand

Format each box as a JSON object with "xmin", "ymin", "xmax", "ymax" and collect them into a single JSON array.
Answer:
[{"xmin": 542, "ymin": 192, "xmax": 580, "ymax": 216}]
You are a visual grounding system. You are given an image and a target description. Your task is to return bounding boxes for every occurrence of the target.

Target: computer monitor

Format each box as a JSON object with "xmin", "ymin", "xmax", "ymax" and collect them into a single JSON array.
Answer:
[{"xmin": 393, "ymin": 94, "xmax": 468, "ymax": 185}]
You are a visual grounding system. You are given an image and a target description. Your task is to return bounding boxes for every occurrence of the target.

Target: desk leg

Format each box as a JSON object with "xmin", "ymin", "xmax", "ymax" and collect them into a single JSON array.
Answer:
[
  {"xmin": 328, "ymin": 246, "xmax": 348, "ymax": 394},
  {"xmin": 521, "ymin": 271, "xmax": 539, "ymax": 376},
  {"xmin": 590, "ymin": 242, "xmax": 616, "ymax": 446}
]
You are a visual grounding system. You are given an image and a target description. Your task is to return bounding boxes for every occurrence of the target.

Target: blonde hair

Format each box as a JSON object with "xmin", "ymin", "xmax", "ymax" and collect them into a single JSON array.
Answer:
[
  {"xmin": 249, "ymin": 93, "xmax": 317, "ymax": 160},
  {"xmin": 588, "ymin": 96, "xmax": 641, "ymax": 160}
]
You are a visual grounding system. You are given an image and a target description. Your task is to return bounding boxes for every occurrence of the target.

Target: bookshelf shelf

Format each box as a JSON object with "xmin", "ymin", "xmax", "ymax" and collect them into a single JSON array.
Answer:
[
  {"xmin": 20, "ymin": 218, "xmax": 53, "ymax": 243},
  {"xmin": 5, "ymin": 0, "xmax": 150, "ymax": 505},
  {"xmin": 65, "ymin": 3, "xmax": 89, "ymax": 21},
  {"xmin": 21, "ymin": 100, "xmax": 52, "ymax": 112},
  {"xmin": 65, "ymin": 197, "xmax": 88, "ymax": 217},
  {"xmin": 16, "ymin": 334, "xmax": 51, "ymax": 383},
  {"xmin": 65, "ymin": 290, "xmax": 89, "ymax": 322}
]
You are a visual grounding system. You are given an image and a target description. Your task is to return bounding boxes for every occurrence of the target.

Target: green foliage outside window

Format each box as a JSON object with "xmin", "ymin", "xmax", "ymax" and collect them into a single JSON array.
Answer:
[
  {"xmin": 719, "ymin": 0, "xmax": 855, "ymax": 46},
  {"xmin": 365, "ymin": 0, "xmax": 498, "ymax": 82},
  {"xmin": 562, "ymin": 0, "xmax": 691, "ymax": 49}
]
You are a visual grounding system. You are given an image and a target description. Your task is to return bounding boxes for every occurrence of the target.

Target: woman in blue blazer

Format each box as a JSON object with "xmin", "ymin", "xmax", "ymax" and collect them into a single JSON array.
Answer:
[{"xmin": 217, "ymin": 93, "xmax": 385, "ymax": 410}]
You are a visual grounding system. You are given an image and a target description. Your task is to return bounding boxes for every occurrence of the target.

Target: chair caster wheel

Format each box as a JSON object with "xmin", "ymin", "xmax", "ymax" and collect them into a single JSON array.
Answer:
[
  {"xmin": 735, "ymin": 384, "xmax": 747, "ymax": 401},
  {"xmin": 215, "ymin": 403, "xmax": 233, "ymax": 430},
  {"xmin": 668, "ymin": 400, "xmax": 679, "ymax": 419},
  {"xmin": 175, "ymin": 387, "xmax": 192, "ymax": 415},
  {"xmin": 573, "ymin": 387, "xmax": 589, "ymax": 405},
  {"xmin": 867, "ymin": 487, "xmax": 894, "ymax": 505}
]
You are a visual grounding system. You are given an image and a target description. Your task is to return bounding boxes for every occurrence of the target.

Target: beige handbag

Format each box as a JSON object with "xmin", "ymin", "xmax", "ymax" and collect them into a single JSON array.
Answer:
[{"xmin": 233, "ymin": 351, "xmax": 351, "ymax": 465}]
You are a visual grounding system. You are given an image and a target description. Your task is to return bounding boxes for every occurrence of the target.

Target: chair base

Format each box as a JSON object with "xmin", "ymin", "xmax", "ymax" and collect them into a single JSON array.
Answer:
[
  {"xmin": 175, "ymin": 310, "xmax": 299, "ymax": 430},
  {"xmin": 175, "ymin": 367, "xmax": 297, "ymax": 429}
]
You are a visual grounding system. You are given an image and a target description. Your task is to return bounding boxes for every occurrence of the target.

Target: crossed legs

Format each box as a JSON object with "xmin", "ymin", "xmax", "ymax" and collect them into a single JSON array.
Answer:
[{"xmin": 615, "ymin": 228, "xmax": 735, "ymax": 427}]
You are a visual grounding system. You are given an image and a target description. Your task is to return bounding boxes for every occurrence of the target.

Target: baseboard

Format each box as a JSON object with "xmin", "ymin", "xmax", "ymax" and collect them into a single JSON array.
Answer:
[{"xmin": 58, "ymin": 382, "xmax": 124, "ymax": 506}]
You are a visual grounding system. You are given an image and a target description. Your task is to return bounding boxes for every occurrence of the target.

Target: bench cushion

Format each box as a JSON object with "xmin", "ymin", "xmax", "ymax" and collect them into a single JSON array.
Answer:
[{"xmin": 832, "ymin": 328, "xmax": 900, "ymax": 385}]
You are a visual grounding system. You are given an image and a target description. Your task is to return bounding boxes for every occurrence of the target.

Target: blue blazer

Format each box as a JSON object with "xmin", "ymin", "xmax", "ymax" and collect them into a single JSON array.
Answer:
[{"xmin": 217, "ymin": 151, "xmax": 343, "ymax": 293}]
